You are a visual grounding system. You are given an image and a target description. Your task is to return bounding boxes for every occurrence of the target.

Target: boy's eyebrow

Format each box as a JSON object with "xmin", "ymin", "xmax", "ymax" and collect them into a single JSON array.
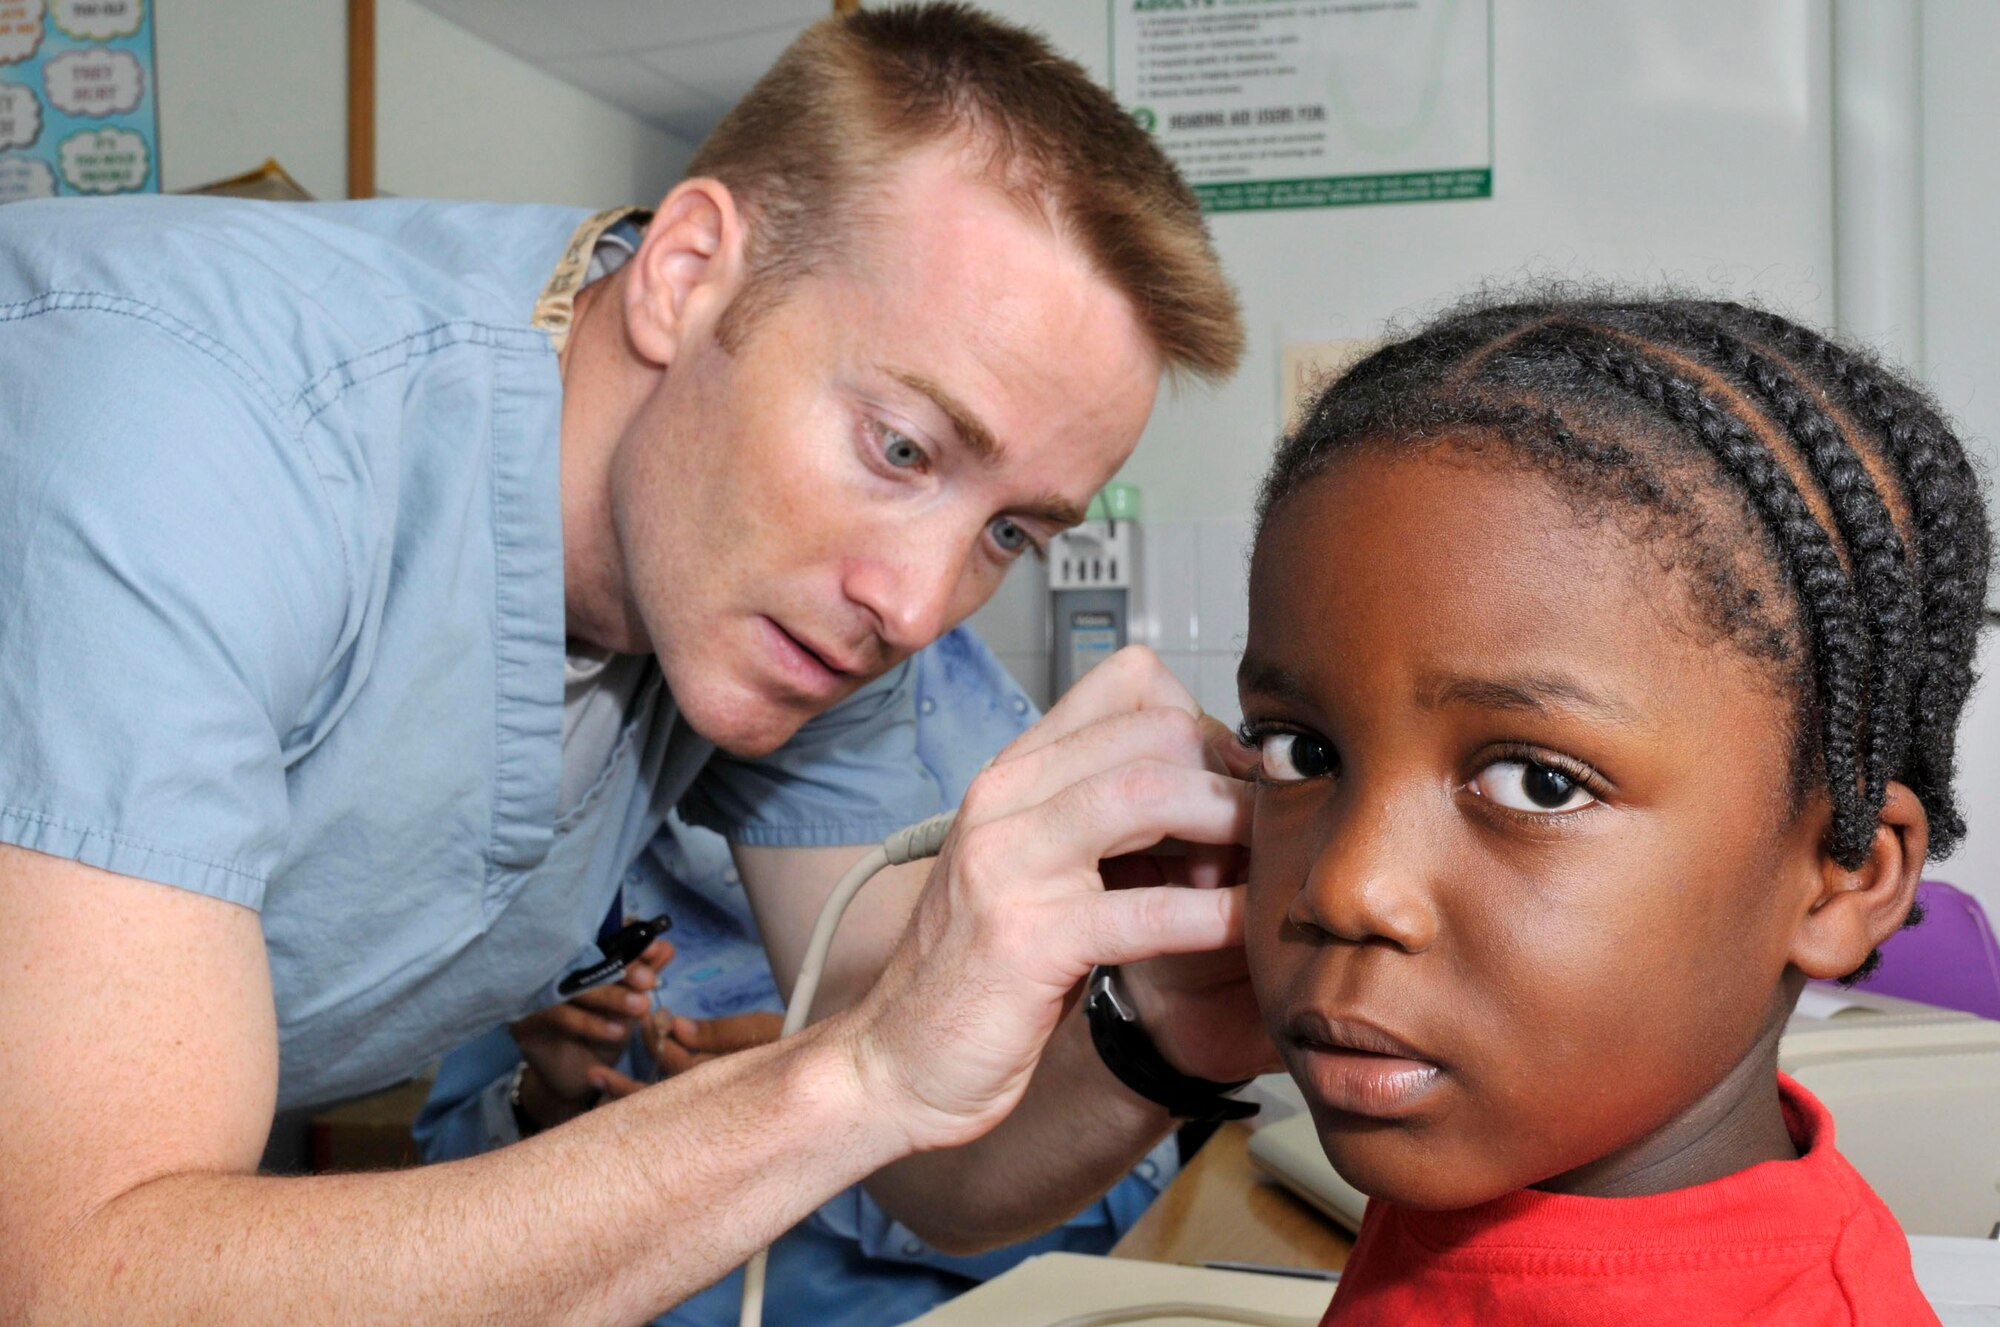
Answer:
[
  {"xmin": 1236, "ymin": 655, "xmax": 1318, "ymax": 708},
  {"xmin": 1418, "ymin": 673, "xmax": 1643, "ymax": 727}
]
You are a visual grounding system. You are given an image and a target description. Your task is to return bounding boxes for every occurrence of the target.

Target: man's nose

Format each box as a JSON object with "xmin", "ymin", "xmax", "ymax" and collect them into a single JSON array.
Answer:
[
  {"xmin": 1288, "ymin": 783, "xmax": 1441, "ymax": 954},
  {"xmin": 844, "ymin": 532, "xmax": 965, "ymax": 656}
]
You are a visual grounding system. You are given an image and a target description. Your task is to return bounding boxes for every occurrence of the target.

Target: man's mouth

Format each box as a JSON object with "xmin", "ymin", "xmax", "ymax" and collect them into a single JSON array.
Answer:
[
  {"xmin": 757, "ymin": 617, "xmax": 861, "ymax": 698},
  {"xmin": 1285, "ymin": 1011, "xmax": 1445, "ymax": 1119}
]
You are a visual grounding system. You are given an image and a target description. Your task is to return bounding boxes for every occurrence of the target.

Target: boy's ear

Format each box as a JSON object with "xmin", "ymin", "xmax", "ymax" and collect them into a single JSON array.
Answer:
[
  {"xmin": 622, "ymin": 177, "xmax": 748, "ymax": 370},
  {"xmin": 1788, "ymin": 781, "xmax": 1929, "ymax": 981}
]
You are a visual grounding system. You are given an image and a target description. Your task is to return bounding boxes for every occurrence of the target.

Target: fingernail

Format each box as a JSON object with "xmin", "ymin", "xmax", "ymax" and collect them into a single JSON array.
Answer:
[{"xmin": 626, "ymin": 993, "xmax": 648, "ymax": 1015}]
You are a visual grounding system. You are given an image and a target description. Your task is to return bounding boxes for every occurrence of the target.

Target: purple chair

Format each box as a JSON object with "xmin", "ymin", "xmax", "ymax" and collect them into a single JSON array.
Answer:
[{"xmin": 1817, "ymin": 879, "xmax": 2000, "ymax": 1021}]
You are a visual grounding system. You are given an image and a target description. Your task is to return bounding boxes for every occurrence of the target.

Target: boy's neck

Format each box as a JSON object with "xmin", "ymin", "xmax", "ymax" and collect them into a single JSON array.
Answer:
[{"xmin": 1533, "ymin": 1019, "xmax": 1797, "ymax": 1199}]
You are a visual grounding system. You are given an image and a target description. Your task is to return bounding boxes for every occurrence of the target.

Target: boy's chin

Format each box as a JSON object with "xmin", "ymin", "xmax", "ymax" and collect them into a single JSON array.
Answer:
[{"xmin": 1316, "ymin": 1120, "xmax": 1526, "ymax": 1212}]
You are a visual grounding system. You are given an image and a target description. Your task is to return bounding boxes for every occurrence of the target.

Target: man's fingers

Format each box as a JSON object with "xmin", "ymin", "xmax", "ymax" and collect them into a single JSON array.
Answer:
[
  {"xmin": 1064, "ymin": 882, "xmax": 1247, "ymax": 970},
  {"xmin": 1200, "ymin": 712, "xmax": 1259, "ymax": 779},
  {"xmin": 994, "ymin": 646, "xmax": 1198, "ymax": 763},
  {"xmin": 963, "ymin": 705, "xmax": 1240, "ymax": 833},
  {"xmin": 1177, "ymin": 840, "xmax": 1249, "ymax": 892},
  {"xmin": 971, "ymin": 761, "xmax": 1253, "ymax": 887}
]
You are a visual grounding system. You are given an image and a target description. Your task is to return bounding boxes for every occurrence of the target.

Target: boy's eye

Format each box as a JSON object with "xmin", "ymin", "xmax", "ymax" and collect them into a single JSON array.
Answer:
[
  {"xmin": 1470, "ymin": 759, "xmax": 1596, "ymax": 814},
  {"xmin": 989, "ymin": 517, "xmax": 1031, "ymax": 555},
  {"xmin": 879, "ymin": 425, "xmax": 925, "ymax": 470},
  {"xmin": 1255, "ymin": 731, "xmax": 1335, "ymax": 783}
]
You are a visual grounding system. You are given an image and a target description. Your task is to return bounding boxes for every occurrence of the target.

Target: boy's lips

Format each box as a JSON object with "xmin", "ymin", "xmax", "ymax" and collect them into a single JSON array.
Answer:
[{"xmin": 1285, "ymin": 1010, "xmax": 1445, "ymax": 1119}]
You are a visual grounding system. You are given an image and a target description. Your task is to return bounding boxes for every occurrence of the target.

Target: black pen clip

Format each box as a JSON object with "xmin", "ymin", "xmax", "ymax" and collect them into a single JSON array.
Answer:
[{"xmin": 556, "ymin": 913, "xmax": 673, "ymax": 997}]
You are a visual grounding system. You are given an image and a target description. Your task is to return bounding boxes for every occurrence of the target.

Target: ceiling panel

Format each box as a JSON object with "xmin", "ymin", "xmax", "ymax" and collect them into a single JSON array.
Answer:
[
  {"xmin": 634, "ymin": 21, "xmax": 810, "ymax": 107},
  {"xmin": 544, "ymin": 53, "xmax": 720, "ymax": 140},
  {"xmin": 415, "ymin": 0, "xmax": 636, "ymax": 62},
  {"xmin": 413, "ymin": 0, "xmax": 833, "ymax": 144}
]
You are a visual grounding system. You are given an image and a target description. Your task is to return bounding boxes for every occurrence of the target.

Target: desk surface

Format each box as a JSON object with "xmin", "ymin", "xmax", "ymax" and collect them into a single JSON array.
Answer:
[{"xmin": 1110, "ymin": 1121, "xmax": 1355, "ymax": 1272}]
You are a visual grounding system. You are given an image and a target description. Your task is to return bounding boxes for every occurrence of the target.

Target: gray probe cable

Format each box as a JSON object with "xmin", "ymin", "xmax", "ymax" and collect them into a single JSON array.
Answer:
[
  {"xmin": 734, "ymin": 813, "xmax": 1329, "ymax": 1327},
  {"xmin": 738, "ymin": 810, "xmax": 957, "ymax": 1327}
]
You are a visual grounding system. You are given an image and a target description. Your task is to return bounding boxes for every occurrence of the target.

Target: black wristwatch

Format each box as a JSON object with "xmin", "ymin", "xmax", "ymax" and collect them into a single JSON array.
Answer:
[{"xmin": 1083, "ymin": 966, "xmax": 1258, "ymax": 1122}]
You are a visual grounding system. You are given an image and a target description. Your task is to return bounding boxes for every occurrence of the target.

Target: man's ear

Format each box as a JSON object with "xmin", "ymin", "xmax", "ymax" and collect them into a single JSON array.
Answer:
[
  {"xmin": 623, "ymin": 177, "xmax": 747, "ymax": 369},
  {"xmin": 1789, "ymin": 781, "xmax": 1929, "ymax": 980}
]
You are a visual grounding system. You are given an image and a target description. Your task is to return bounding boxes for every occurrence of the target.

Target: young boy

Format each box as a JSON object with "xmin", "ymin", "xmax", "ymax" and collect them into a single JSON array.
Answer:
[{"xmin": 1237, "ymin": 297, "xmax": 1988, "ymax": 1324}]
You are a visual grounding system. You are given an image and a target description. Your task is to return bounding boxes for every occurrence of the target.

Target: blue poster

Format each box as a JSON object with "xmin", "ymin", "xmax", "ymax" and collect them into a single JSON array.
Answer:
[{"xmin": 0, "ymin": 0, "xmax": 159, "ymax": 203}]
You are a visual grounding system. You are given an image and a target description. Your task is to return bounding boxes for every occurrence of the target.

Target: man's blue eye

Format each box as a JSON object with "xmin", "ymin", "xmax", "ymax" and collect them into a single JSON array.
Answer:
[
  {"xmin": 881, "ymin": 427, "xmax": 925, "ymax": 469},
  {"xmin": 990, "ymin": 518, "xmax": 1030, "ymax": 553}
]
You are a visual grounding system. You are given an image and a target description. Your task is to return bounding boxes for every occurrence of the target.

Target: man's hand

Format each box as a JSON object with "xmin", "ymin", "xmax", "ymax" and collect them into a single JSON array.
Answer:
[
  {"xmin": 1106, "ymin": 713, "xmax": 1279, "ymax": 1084},
  {"xmin": 837, "ymin": 646, "xmax": 1268, "ymax": 1154},
  {"xmin": 508, "ymin": 936, "xmax": 674, "ymax": 1128},
  {"xmin": 592, "ymin": 1010, "xmax": 785, "ymax": 1098}
]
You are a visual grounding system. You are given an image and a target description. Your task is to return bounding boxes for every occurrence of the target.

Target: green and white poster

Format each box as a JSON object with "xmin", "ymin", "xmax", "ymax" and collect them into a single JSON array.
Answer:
[
  {"xmin": 0, "ymin": 0, "xmax": 159, "ymax": 203},
  {"xmin": 1111, "ymin": 0, "xmax": 1492, "ymax": 213}
]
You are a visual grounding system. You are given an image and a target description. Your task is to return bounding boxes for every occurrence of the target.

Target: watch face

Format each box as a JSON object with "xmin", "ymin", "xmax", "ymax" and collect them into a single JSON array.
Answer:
[{"xmin": 1089, "ymin": 967, "xmax": 1135, "ymax": 1022}]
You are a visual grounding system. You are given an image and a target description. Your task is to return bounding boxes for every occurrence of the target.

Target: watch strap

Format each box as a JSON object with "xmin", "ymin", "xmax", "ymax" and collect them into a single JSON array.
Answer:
[{"xmin": 1083, "ymin": 966, "xmax": 1258, "ymax": 1122}]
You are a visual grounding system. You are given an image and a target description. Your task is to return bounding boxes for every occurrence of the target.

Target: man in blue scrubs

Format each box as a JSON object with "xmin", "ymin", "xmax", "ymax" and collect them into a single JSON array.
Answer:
[
  {"xmin": 416, "ymin": 628, "xmax": 1181, "ymax": 1327},
  {"xmin": 0, "ymin": 8, "xmax": 1261, "ymax": 1322}
]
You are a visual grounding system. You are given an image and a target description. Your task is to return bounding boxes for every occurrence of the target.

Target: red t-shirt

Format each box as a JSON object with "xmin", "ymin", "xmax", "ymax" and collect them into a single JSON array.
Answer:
[{"xmin": 1321, "ymin": 1075, "xmax": 1939, "ymax": 1326}]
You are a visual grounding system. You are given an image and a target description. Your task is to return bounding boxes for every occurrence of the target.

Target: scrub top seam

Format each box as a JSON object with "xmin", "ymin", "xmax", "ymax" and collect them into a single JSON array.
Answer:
[
  {"xmin": 0, "ymin": 802, "xmax": 269, "ymax": 892},
  {"xmin": 0, "ymin": 289, "xmax": 296, "ymax": 423},
  {"xmin": 288, "ymin": 320, "xmax": 555, "ymax": 424},
  {"xmin": 0, "ymin": 290, "xmax": 361, "ymax": 645}
]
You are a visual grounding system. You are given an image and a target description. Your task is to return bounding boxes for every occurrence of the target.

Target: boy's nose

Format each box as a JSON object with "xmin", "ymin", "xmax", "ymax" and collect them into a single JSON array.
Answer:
[{"xmin": 1289, "ymin": 790, "xmax": 1440, "ymax": 953}]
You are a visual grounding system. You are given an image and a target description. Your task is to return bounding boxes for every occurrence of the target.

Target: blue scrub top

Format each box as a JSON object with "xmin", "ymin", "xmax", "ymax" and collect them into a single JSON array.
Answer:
[
  {"xmin": 415, "ymin": 628, "xmax": 1177, "ymax": 1327},
  {"xmin": 0, "ymin": 196, "xmax": 949, "ymax": 1108}
]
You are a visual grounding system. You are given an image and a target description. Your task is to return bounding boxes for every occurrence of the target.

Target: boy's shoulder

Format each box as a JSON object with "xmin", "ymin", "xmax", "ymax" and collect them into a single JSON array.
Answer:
[{"xmin": 1321, "ymin": 1077, "xmax": 1940, "ymax": 1326}]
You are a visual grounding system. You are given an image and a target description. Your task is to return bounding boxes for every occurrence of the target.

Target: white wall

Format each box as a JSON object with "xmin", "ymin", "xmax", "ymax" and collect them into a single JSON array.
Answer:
[
  {"xmin": 376, "ymin": 0, "xmax": 692, "ymax": 206},
  {"xmin": 971, "ymin": 0, "xmax": 1836, "ymax": 725},
  {"xmin": 1920, "ymin": 0, "xmax": 2000, "ymax": 912},
  {"xmin": 154, "ymin": 0, "xmax": 348, "ymax": 198},
  {"xmin": 979, "ymin": 0, "xmax": 1835, "ymax": 524},
  {"xmin": 154, "ymin": 0, "xmax": 692, "ymax": 206}
]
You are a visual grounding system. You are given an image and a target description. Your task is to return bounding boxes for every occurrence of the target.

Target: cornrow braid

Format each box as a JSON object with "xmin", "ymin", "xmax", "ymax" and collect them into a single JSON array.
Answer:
[
  {"xmin": 1259, "ymin": 293, "xmax": 1993, "ymax": 977},
  {"xmin": 1724, "ymin": 308, "xmax": 1992, "ymax": 854},
  {"xmin": 1653, "ymin": 312, "xmax": 1921, "ymax": 837},
  {"xmin": 1524, "ymin": 323, "xmax": 1877, "ymax": 866}
]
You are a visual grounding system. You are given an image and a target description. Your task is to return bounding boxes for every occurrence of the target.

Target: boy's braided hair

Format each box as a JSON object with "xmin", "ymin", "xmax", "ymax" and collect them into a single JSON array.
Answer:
[{"xmin": 1259, "ymin": 296, "xmax": 1992, "ymax": 980}]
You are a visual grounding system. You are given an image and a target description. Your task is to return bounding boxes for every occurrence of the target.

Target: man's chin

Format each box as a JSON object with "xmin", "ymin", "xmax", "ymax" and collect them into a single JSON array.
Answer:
[{"xmin": 672, "ymin": 683, "xmax": 817, "ymax": 758}]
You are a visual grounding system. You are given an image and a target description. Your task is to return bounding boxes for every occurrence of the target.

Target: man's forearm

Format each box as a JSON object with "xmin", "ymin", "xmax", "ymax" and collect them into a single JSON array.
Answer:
[
  {"xmin": 862, "ymin": 1000, "xmax": 1173, "ymax": 1254},
  {"xmin": 22, "ymin": 1020, "xmax": 902, "ymax": 1327}
]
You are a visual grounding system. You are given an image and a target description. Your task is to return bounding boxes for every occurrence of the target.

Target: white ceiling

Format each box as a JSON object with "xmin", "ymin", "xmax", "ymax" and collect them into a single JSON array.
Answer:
[{"xmin": 413, "ymin": 1, "xmax": 837, "ymax": 146}]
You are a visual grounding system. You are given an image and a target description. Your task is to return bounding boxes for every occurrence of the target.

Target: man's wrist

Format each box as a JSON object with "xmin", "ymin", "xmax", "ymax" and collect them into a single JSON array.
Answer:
[
  {"xmin": 1083, "ymin": 967, "xmax": 1256, "ymax": 1122},
  {"xmin": 786, "ymin": 1011, "xmax": 924, "ymax": 1165}
]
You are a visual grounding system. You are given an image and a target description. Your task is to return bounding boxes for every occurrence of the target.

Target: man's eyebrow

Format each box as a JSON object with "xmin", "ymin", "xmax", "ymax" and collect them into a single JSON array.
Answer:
[
  {"xmin": 1418, "ymin": 673, "xmax": 1643, "ymax": 727},
  {"xmin": 886, "ymin": 368, "xmax": 1086, "ymax": 529},
  {"xmin": 888, "ymin": 369, "xmax": 1001, "ymax": 463}
]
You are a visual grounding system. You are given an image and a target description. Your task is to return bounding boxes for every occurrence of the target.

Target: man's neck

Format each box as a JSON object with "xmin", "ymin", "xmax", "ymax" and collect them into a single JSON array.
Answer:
[{"xmin": 558, "ymin": 267, "xmax": 651, "ymax": 654}]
